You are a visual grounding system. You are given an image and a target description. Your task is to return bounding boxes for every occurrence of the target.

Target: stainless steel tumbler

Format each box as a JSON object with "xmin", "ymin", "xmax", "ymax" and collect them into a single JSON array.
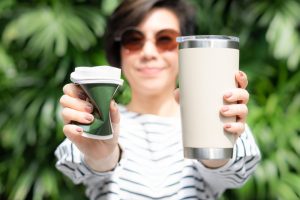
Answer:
[{"xmin": 177, "ymin": 35, "xmax": 239, "ymax": 160}]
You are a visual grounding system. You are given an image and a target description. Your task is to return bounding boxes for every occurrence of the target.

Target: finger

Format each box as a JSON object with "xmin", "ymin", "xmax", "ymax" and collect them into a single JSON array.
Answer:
[
  {"xmin": 110, "ymin": 100, "xmax": 120, "ymax": 124},
  {"xmin": 220, "ymin": 104, "xmax": 248, "ymax": 123},
  {"xmin": 63, "ymin": 83, "xmax": 87, "ymax": 100},
  {"xmin": 223, "ymin": 88, "xmax": 249, "ymax": 104},
  {"xmin": 61, "ymin": 107, "xmax": 94, "ymax": 124},
  {"xmin": 110, "ymin": 100, "xmax": 120, "ymax": 136},
  {"xmin": 63, "ymin": 125, "xmax": 98, "ymax": 149},
  {"xmin": 235, "ymin": 71, "xmax": 248, "ymax": 89},
  {"xmin": 105, "ymin": 100, "xmax": 120, "ymax": 144},
  {"xmin": 63, "ymin": 124, "xmax": 84, "ymax": 144},
  {"xmin": 60, "ymin": 94, "xmax": 94, "ymax": 113},
  {"xmin": 224, "ymin": 122, "xmax": 245, "ymax": 136},
  {"xmin": 173, "ymin": 88, "xmax": 180, "ymax": 104}
]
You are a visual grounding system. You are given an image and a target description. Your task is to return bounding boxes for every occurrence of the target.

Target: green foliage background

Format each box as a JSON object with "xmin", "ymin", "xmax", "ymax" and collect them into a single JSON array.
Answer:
[{"xmin": 0, "ymin": 0, "xmax": 299, "ymax": 199}]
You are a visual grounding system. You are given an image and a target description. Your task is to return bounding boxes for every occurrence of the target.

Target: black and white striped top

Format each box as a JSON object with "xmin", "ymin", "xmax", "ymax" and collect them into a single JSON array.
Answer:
[{"xmin": 55, "ymin": 105, "xmax": 261, "ymax": 200}]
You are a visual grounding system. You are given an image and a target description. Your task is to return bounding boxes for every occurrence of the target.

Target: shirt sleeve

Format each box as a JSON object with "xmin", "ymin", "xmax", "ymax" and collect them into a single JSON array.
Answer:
[
  {"xmin": 54, "ymin": 138, "xmax": 125, "ymax": 186},
  {"xmin": 195, "ymin": 125, "xmax": 261, "ymax": 197}
]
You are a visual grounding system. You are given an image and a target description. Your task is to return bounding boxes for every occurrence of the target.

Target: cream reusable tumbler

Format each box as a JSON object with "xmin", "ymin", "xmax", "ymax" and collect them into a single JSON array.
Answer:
[
  {"xmin": 177, "ymin": 35, "xmax": 239, "ymax": 160},
  {"xmin": 70, "ymin": 66, "xmax": 123, "ymax": 140}
]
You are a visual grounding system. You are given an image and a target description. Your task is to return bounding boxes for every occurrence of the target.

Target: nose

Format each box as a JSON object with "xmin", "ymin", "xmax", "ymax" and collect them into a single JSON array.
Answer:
[{"xmin": 140, "ymin": 40, "xmax": 159, "ymax": 60}]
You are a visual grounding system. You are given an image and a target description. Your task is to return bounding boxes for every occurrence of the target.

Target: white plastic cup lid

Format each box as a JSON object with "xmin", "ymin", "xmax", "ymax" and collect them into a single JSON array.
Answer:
[{"xmin": 70, "ymin": 66, "xmax": 124, "ymax": 85}]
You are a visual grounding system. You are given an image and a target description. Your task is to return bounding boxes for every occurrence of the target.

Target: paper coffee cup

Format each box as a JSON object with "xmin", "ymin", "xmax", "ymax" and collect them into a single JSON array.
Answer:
[{"xmin": 70, "ymin": 66, "xmax": 123, "ymax": 140}]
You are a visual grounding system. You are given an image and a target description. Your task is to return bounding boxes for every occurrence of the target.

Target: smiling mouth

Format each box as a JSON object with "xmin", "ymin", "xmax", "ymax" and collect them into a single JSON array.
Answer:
[{"xmin": 137, "ymin": 67, "xmax": 165, "ymax": 75}]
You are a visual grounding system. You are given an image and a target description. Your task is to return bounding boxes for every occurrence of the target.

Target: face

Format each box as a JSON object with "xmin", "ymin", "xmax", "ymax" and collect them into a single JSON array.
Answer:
[{"xmin": 120, "ymin": 8, "xmax": 180, "ymax": 97}]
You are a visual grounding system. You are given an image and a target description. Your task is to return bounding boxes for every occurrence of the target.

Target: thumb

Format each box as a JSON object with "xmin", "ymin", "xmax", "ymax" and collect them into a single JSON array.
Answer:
[
  {"xmin": 173, "ymin": 88, "xmax": 180, "ymax": 104},
  {"xmin": 110, "ymin": 100, "xmax": 120, "ymax": 124},
  {"xmin": 63, "ymin": 124, "xmax": 85, "ymax": 145},
  {"xmin": 110, "ymin": 100, "xmax": 120, "ymax": 139}
]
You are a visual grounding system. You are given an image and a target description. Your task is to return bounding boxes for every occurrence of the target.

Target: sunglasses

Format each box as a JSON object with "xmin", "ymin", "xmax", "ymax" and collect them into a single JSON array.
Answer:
[{"xmin": 115, "ymin": 28, "xmax": 180, "ymax": 52}]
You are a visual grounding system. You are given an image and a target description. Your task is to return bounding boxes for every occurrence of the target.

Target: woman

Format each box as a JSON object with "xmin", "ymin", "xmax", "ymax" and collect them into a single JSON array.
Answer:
[{"xmin": 56, "ymin": 0, "xmax": 261, "ymax": 199}]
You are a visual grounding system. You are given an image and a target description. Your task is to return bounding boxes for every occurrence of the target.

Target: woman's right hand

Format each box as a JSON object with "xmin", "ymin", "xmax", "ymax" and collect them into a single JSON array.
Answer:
[{"xmin": 59, "ymin": 83, "xmax": 121, "ymax": 172}]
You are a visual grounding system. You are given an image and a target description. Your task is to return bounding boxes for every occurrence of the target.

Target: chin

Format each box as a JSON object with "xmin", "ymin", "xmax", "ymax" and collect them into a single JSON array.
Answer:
[
  {"xmin": 128, "ymin": 74, "xmax": 177, "ymax": 95},
  {"xmin": 139, "ymin": 81, "xmax": 173, "ymax": 95}
]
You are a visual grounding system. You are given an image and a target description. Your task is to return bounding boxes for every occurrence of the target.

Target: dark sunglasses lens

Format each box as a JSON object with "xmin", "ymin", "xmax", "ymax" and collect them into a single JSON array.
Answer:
[
  {"xmin": 121, "ymin": 29, "xmax": 144, "ymax": 51},
  {"xmin": 156, "ymin": 30, "xmax": 179, "ymax": 51}
]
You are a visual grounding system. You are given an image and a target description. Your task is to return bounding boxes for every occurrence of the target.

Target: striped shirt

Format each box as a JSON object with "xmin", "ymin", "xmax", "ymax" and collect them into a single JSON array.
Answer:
[{"xmin": 55, "ymin": 105, "xmax": 261, "ymax": 200}]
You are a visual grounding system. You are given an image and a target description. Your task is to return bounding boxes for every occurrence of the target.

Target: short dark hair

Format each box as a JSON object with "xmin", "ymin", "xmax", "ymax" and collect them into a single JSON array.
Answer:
[{"xmin": 103, "ymin": 0, "xmax": 197, "ymax": 67}]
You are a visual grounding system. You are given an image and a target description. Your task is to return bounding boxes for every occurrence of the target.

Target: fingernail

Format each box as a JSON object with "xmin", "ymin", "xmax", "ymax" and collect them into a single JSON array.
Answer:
[
  {"xmin": 78, "ymin": 92, "xmax": 87, "ymax": 100},
  {"xmin": 221, "ymin": 106, "xmax": 229, "ymax": 112},
  {"xmin": 85, "ymin": 114, "xmax": 94, "ymax": 122},
  {"xmin": 224, "ymin": 124, "xmax": 231, "ymax": 129},
  {"xmin": 76, "ymin": 127, "xmax": 83, "ymax": 133},
  {"xmin": 239, "ymin": 71, "xmax": 246, "ymax": 80},
  {"xmin": 85, "ymin": 104, "xmax": 93, "ymax": 113},
  {"xmin": 173, "ymin": 89, "xmax": 179, "ymax": 95},
  {"xmin": 224, "ymin": 92, "xmax": 232, "ymax": 98},
  {"xmin": 112, "ymin": 100, "xmax": 118, "ymax": 110},
  {"xmin": 239, "ymin": 71, "xmax": 244, "ymax": 77}
]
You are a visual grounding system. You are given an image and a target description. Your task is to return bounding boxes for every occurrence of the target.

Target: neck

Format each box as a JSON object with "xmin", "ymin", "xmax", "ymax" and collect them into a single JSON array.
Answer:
[{"xmin": 126, "ymin": 90, "xmax": 179, "ymax": 117}]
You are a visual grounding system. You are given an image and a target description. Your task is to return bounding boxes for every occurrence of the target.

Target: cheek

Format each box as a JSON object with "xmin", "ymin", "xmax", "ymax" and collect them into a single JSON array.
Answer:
[
  {"xmin": 164, "ymin": 50, "xmax": 179, "ymax": 71},
  {"xmin": 120, "ymin": 50, "xmax": 133, "ymax": 75},
  {"xmin": 120, "ymin": 48, "xmax": 128, "ymax": 67},
  {"xmin": 120, "ymin": 49, "xmax": 135, "ymax": 81},
  {"xmin": 120, "ymin": 48, "xmax": 138, "ymax": 66}
]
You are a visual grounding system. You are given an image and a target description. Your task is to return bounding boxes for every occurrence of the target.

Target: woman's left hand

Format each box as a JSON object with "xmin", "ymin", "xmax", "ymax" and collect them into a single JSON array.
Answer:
[
  {"xmin": 173, "ymin": 71, "xmax": 249, "ymax": 168},
  {"xmin": 174, "ymin": 70, "xmax": 249, "ymax": 137},
  {"xmin": 220, "ymin": 71, "xmax": 249, "ymax": 136}
]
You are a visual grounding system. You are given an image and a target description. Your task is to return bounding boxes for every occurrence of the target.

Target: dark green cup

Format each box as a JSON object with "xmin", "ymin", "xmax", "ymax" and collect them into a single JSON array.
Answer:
[{"xmin": 70, "ymin": 66, "xmax": 123, "ymax": 140}]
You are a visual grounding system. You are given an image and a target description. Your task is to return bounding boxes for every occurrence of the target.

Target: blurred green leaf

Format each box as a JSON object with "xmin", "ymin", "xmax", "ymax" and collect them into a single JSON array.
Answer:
[
  {"xmin": 2, "ymin": 3, "xmax": 103, "ymax": 59},
  {"xmin": 266, "ymin": 1, "xmax": 300, "ymax": 70},
  {"xmin": 0, "ymin": 44, "xmax": 15, "ymax": 78},
  {"xmin": 283, "ymin": 173, "xmax": 300, "ymax": 196},
  {"xmin": 9, "ymin": 164, "xmax": 37, "ymax": 200},
  {"xmin": 276, "ymin": 181, "xmax": 299, "ymax": 200},
  {"xmin": 101, "ymin": 0, "xmax": 121, "ymax": 15}
]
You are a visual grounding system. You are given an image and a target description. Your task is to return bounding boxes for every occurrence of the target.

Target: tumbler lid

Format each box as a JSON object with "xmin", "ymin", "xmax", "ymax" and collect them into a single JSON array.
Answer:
[
  {"xmin": 71, "ymin": 66, "xmax": 124, "ymax": 85},
  {"xmin": 177, "ymin": 35, "xmax": 239, "ymax": 49}
]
